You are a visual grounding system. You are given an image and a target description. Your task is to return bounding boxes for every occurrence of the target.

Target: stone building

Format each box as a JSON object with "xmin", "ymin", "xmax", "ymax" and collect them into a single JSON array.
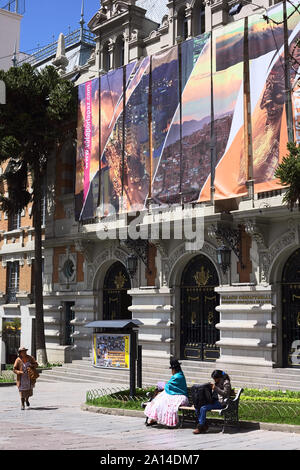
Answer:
[{"xmin": 1, "ymin": 0, "xmax": 300, "ymax": 388}]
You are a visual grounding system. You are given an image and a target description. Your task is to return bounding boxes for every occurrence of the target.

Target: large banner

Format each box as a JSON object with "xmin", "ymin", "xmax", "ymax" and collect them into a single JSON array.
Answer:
[
  {"xmin": 248, "ymin": 2, "xmax": 300, "ymax": 194},
  {"xmin": 152, "ymin": 35, "xmax": 210, "ymax": 204},
  {"xmin": 75, "ymin": 78, "xmax": 99, "ymax": 221},
  {"xmin": 200, "ymin": 20, "xmax": 245, "ymax": 201},
  {"xmin": 75, "ymin": 5, "xmax": 300, "ymax": 220},
  {"xmin": 93, "ymin": 333, "xmax": 130, "ymax": 369}
]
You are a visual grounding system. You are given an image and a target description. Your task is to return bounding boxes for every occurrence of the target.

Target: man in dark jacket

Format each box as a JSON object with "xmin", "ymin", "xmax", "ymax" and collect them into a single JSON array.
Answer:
[{"xmin": 193, "ymin": 370, "xmax": 233, "ymax": 434}]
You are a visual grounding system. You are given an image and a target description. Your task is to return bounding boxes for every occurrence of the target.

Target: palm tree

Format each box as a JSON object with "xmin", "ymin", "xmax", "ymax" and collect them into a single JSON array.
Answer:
[{"xmin": 275, "ymin": 142, "xmax": 300, "ymax": 211}]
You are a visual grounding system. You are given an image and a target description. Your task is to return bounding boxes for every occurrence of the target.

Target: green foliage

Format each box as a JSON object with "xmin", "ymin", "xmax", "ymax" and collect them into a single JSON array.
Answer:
[
  {"xmin": 242, "ymin": 388, "xmax": 300, "ymax": 399},
  {"xmin": 275, "ymin": 142, "xmax": 300, "ymax": 210},
  {"xmin": 0, "ymin": 370, "xmax": 15, "ymax": 383}
]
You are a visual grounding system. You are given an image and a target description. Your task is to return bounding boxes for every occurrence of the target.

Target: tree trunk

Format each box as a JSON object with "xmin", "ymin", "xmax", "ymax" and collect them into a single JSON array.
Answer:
[{"xmin": 33, "ymin": 160, "xmax": 48, "ymax": 366}]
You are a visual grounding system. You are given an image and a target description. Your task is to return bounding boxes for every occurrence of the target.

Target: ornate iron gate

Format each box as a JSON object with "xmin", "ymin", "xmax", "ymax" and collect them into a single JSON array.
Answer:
[
  {"xmin": 282, "ymin": 249, "xmax": 300, "ymax": 368},
  {"xmin": 180, "ymin": 255, "xmax": 220, "ymax": 361},
  {"xmin": 103, "ymin": 262, "xmax": 132, "ymax": 321}
]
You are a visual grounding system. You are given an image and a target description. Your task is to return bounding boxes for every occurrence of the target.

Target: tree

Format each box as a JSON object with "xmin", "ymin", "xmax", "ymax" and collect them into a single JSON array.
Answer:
[
  {"xmin": 0, "ymin": 64, "xmax": 77, "ymax": 365},
  {"xmin": 275, "ymin": 142, "xmax": 300, "ymax": 211}
]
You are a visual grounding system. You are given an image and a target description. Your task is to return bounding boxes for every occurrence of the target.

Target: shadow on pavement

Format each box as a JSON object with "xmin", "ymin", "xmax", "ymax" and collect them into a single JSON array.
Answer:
[{"xmin": 28, "ymin": 407, "xmax": 59, "ymax": 411}]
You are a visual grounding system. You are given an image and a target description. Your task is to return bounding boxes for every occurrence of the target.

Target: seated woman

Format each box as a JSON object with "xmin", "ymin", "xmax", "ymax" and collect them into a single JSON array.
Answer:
[
  {"xmin": 144, "ymin": 358, "xmax": 189, "ymax": 428},
  {"xmin": 193, "ymin": 369, "xmax": 234, "ymax": 434}
]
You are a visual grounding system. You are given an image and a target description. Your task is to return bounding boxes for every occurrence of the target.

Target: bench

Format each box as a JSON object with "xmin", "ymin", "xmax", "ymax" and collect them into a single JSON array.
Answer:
[{"xmin": 178, "ymin": 387, "xmax": 244, "ymax": 433}]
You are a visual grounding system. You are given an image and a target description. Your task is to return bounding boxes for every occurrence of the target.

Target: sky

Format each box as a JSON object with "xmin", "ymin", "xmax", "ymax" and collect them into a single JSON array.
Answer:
[{"xmin": 19, "ymin": 0, "xmax": 100, "ymax": 53}]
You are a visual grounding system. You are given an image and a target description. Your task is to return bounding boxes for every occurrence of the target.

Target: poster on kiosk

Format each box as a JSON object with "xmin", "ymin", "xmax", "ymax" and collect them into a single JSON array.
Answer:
[{"xmin": 93, "ymin": 333, "xmax": 130, "ymax": 369}]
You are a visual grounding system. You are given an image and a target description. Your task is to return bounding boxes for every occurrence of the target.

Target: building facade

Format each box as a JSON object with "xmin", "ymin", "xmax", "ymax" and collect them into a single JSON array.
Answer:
[
  {"xmin": 1, "ymin": 0, "xmax": 300, "ymax": 376},
  {"xmin": 0, "ymin": 1, "xmax": 23, "ymax": 72}
]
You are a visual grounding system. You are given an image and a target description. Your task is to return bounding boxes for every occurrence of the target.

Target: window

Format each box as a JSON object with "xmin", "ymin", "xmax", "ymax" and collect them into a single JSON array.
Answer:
[
  {"xmin": 177, "ymin": 7, "xmax": 189, "ymax": 40},
  {"xmin": 115, "ymin": 36, "xmax": 125, "ymax": 68},
  {"xmin": 103, "ymin": 42, "xmax": 110, "ymax": 71},
  {"xmin": 8, "ymin": 210, "xmax": 21, "ymax": 231},
  {"xmin": 6, "ymin": 261, "xmax": 20, "ymax": 303},
  {"xmin": 193, "ymin": 1, "xmax": 205, "ymax": 36}
]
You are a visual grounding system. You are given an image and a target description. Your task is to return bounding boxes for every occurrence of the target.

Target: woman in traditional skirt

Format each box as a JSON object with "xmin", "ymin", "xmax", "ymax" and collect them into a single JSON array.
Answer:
[
  {"xmin": 144, "ymin": 358, "xmax": 189, "ymax": 428},
  {"xmin": 13, "ymin": 347, "xmax": 38, "ymax": 410}
]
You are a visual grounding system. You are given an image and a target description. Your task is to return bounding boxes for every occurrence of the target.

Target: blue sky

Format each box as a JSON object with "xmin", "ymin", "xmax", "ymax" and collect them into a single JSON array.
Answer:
[{"xmin": 20, "ymin": 0, "xmax": 100, "ymax": 53}]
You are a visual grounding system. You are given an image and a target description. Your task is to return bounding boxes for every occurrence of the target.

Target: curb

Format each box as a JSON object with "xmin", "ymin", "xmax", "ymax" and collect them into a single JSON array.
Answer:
[
  {"xmin": 81, "ymin": 404, "xmax": 145, "ymax": 418},
  {"xmin": 0, "ymin": 382, "xmax": 15, "ymax": 387},
  {"xmin": 81, "ymin": 404, "xmax": 300, "ymax": 434}
]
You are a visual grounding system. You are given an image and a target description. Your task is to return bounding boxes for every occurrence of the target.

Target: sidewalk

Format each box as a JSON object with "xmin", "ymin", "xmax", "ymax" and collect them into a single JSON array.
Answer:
[{"xmin": 1, "ymin": 381, "xmax": 300, "ymax": 450}]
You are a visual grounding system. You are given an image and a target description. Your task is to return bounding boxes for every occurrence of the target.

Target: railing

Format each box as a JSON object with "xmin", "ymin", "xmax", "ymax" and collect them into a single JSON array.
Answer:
[
  {"xmin": 0, "ymin": 0, "xmax": 25, "ymax": 15},
  {"xmin": 17, "ymin": 28, "xmax": 95, "ymax": 67}
]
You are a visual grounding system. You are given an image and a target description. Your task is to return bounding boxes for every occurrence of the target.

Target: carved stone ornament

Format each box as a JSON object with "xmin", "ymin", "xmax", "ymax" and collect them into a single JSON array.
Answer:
[
  {"xmin": 244, "ymin": 220, "xmax": 267, "ymax": 251},
  {"xmin": 259, "ymin": 220, "xmax": 297, "ymax": 284},
  {"xmin": 74, "ymin": 240, "xmax": 94, "ymax": 264}
]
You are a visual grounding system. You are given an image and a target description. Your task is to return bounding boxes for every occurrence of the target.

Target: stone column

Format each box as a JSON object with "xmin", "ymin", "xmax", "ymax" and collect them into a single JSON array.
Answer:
[
  {"xmin": 128, "ymin": 286, "xmax": 174, "ymax": 359},
  {"xmin": 215, "ymin": 285, "xmax": 276, "ymax": 369},
  {"xmin": 185, "ymin": 5, "xmax": 193, "ymax": 39}
]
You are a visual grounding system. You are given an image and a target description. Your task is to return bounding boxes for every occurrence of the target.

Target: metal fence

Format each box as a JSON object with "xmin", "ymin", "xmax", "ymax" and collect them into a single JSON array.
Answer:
[
  {"xmin": 0, "ymin": 0, "xmax": 25, "ymax": 15},
  {"xmin": 17, "ymin": 28, "xmax": 95, "ymax": 67},
  {"xmin": 86, "ymin": 387, "xmax": 300, "ymax": 424}
]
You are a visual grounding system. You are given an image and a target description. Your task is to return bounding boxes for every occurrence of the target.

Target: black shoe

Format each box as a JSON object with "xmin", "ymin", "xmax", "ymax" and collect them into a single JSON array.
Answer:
[{"xmin": 26, "ymin": 401, "xmax": 30, "ymax": 408}]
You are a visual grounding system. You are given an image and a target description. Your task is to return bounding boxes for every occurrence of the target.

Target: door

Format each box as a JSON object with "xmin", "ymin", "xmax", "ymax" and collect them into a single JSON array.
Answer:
[
  {"xmin": 103, "ymin": 262, "xmax": 132, "ymax": 320},
  {"xmin": 180, "ymin": 254, "xmax": 220, "ymax": 361},
  {"xmin": 282, "ymin": 249, "xmax": 300, "ymax": 368}
]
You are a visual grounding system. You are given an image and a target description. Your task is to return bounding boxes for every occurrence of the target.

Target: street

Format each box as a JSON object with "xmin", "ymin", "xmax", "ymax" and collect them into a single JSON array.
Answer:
[{"xmin": 1, "ymin": 381, "xmax": 300, "ymax": 450}]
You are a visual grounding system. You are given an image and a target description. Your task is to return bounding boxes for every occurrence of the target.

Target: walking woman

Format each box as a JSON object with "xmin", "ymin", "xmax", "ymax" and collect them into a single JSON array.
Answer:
[
  {"xmin": 13, "ymin": 347, "xmax": 38, "ymax": 410},
  {"xmin": 144, "ymin": 358, "xmax": 189, "ymax": 428},
  {"xmin": 193, "ymin": 369, "xmax": 234, "ymax": 434}
]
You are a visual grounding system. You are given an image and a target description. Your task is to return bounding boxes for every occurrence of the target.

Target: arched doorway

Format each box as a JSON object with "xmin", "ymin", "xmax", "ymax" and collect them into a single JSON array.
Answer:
[
  {"xmin": 282, "ymin": 249, "xmax": 300, "ymax": 368},
  {"xmin": 180, "ymin": 254, "xmax": 220, "ymax": 361},
  {"xmin": 103, "ymin": 262, "xmax": 132, "ymax": 320}
]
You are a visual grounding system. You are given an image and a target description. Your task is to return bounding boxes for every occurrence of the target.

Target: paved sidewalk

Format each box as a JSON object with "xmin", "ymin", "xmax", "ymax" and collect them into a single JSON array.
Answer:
[{"xmin": 1, "ymin": 381, "xmax": 300, "ymax": 450}]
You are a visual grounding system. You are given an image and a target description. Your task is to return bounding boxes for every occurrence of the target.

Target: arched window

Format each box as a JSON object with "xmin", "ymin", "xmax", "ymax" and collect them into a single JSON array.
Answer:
[
  {"xmin": 115, "ymin": 35, "xmax": 125, "ymax": 68},
  {"xmin": 193, "ymin": 0, "xmax": 205, "ymax": 36},
  {"xmin": 177, "ymin": 7, "xmax": 188, "ymax": 40},
  {"xmin": 103, "ymin": 41, "xmax": 110, "ymax": 71}
]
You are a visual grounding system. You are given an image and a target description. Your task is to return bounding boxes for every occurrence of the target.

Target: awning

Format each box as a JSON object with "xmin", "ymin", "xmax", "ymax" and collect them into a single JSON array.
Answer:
[{"xmin": 85, "ymin": 319, "xmax": 143, "ymax": 329}]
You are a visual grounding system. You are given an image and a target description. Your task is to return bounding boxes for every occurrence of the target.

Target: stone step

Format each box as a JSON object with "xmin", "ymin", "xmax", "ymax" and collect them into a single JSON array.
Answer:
[
  {"xmin": 39, "ymin": 367, "xmax": 300, "ymax": 391},
  {"xmin": 39, "ymin": 369, "xmax": 129, "ymax": 383},
  {"xmin": 38, "ymin": 372, "xmax": 128, "ymax": 384},
  {"xmin": 66, "ymin": 361, "xmax": 300, "ymax": 381}
]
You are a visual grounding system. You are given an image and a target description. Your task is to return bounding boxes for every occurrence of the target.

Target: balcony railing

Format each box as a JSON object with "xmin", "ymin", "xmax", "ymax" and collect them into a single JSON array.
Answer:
[
  {"xmin": 0, "ymin": 0, "xmax": 25, "ymax": 15},
  {"xmin": 17, "ymin": 28, "xmax": 95, "ymax": 67}
]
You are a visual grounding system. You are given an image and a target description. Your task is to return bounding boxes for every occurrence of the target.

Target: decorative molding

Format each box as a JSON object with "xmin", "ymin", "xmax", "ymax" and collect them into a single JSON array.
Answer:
[
  {"xmin": 166, "ymin": 240, "xmax": 228, "ymax": 287},
  {"xmin": 259, "ymin": 220, "xmax": 297, "ymax": 284}
]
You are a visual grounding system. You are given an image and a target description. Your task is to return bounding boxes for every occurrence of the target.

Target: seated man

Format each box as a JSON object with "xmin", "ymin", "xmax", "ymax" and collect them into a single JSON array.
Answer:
[{"xmin": 193, "ymin": 369, "xmax": 233, "ymax": 434}]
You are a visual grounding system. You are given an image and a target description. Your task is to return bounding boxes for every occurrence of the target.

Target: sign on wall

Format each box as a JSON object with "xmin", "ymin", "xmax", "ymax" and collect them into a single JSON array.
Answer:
[{"xmin": 93, "ymin": 333, "xmax": 130, "ymax": 369}]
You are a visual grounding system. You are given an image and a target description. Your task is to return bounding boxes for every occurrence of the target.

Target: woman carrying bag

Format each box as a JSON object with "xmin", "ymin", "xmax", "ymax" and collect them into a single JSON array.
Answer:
[{"xmin": 13, "ymin": 347, "xmax": 39, "ymax": 410}]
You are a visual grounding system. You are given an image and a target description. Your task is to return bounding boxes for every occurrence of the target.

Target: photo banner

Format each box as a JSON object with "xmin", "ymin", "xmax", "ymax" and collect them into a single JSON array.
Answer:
[
  {"xmin": 152, "ymin": 35, "xmax": 210, "ymax": 205},
  {"xmin": 100, "ymin": 67, "xmax": 125, "ymax": 215},
  {"xmin": 249, "ymin": 2, "xmax": 300, "ymax": 194},
  {"xmin": 181, "ymin": 32, "xmax": 211, "ymax": 203},
  {"xmin": 123, "ymin": 57, "xmax": 151, "ymax": 212},
  {"xmin": 200, "ymin": 19, "xmax": 245, "ymax": 201},
  {"xmin": 75, "ymin": 77, "xmax": 99, "ymax": 221}
]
